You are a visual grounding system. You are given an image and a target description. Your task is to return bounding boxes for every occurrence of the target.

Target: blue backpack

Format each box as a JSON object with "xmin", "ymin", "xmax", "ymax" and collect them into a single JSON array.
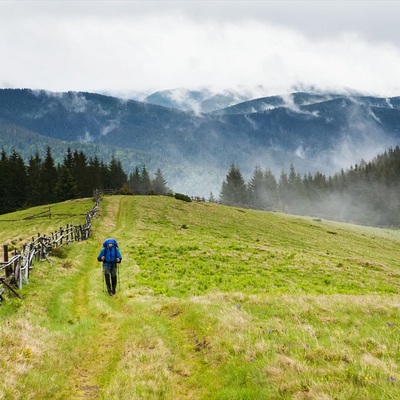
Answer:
[
  {"xmin": 103, "ymin": 238, "xmax": 119, "ymax": 248},
  {"xmin": 98, "ymin": 238, "xmax": 121, "ymax": 264}
]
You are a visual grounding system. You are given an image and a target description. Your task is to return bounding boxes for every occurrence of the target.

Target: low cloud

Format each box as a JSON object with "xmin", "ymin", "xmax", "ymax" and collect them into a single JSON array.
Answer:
[
  {"xmin": 63, "ymin": 93, "xmax": 88, "ymax": 114},
  {"xmin": 81, "ymin": 130, "xmax": 94, "ymax": 143},
  {"xmin": 100, "ymin": 119, "xmax": 121, "ymax": 136},
  {"xmin": 1, "ymin": 2, "xmax": 400, "ymax": 97}
]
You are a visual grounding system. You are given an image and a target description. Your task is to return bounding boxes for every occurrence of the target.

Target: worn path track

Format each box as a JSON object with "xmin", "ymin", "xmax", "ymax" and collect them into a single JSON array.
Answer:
[{"xmin": 68, "ymin": 196, "xmax": 133, "ymax": 399}]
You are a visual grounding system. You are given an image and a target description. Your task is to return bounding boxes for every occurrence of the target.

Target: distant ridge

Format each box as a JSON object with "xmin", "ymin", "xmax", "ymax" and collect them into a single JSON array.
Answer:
[{"xmin": 1, "ymin": 88, "xmax": 400, "ymax": 196}]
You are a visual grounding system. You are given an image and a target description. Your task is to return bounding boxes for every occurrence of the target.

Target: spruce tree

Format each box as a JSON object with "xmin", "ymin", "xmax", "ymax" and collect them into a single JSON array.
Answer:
[
  {"xmin": 108, "ymin": 156, "xmax": 128, "ymax": 190},
  {"xmin": 277, "ymin": 170, "xmax": 289, "ymax": 210},
  {"xmin": 263, "ymin": 168, "xmax": 277, "ymax": 209},
  {"xmin": 99, "ymin": 161, "xmax": 110, "ymax": 189},
  {"xmin": 152, "ymin": 168, "xmax": 169, "ymax": 195},
  {"xmin": 220, "ymin": 164, "xmax": 247, "ymax": 206},
  {"xmin": 128, "ymin": 166, "xmax": 141, "ymax": 194},
  {"xmin": 40, "ymin": 146, "xmax": 58, "ymax": 204},
  {"xmin": 9, "ymin": 149, "xmax": 28, "ymax": 210},
  {"xmin": 72, "ymin": 150, "xmax": 90, "ymax": 196},
  {"xmin": 55, "ymin": 148, "xmax": 79, "ymax": 201},
  {"xmin": 140, "ymin": 165, "xmax": 152, "ymax": 194},
  {"xmin": 26, "ymin": 152, "xmax": 42, "ymax": 206},
  {"xmin": 0, "ymin": 150, "xmax": 10, "ymax": 213},
  {"xmin": 248, "ymin": 165, "xmax": 265, "ymax": 209},
  {"xmin": 55, "ymin": 168, "xmax": 79, "ymax": 201},
  {"xmin": 63, "ymin": 147, "xmax": 74, "ymax": 171},
  {"xmin": 87, "ymin": 156, "xmax": 103, "ymax": 192}
]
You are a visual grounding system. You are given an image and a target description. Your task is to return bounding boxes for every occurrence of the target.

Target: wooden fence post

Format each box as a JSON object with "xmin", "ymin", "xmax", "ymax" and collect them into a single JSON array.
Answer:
[
  {"xmin": 1, "ymin": 190, "xmax": 100, "ymax": 302},
  {"xmin": 3, "ymin": 245, "xmax": 11, "ymax": 277}
]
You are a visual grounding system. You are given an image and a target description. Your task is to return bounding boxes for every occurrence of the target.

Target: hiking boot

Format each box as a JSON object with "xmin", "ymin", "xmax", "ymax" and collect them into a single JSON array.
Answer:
[{"xmin": 108, "ymin": 288, "xmax": 113, "ymax": 296}]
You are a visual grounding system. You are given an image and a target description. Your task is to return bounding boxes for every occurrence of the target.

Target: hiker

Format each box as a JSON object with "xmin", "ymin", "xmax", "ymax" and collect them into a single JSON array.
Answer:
[{"xmin": 97, "ymin": 238, "xmax": 122, "ymax": 296}]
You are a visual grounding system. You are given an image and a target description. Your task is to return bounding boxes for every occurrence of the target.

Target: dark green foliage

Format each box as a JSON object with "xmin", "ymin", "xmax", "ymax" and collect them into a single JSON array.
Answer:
[
  {"xmin": 41, "ymin": 146, "xmax": 58, "ymax": 204},
  {"xmin": 248, "ymin": 165, "xmax": 264, "ymax": 209},
  {"xmin": 55, "ymin": 168, "xmax": 79, "ymax": 202},
  {"xmin": 174, "ymin": 193, "xmax": 192, "ymax": 202},
  {"xmin": 220, "ymin": 163, "xmax": 248, "ymax": 206},
  {"xmin": 0, "ymin": 147, "xmax": 170, "ymax": 214},
  {"xmin": 220, "ymin": 147, "xmax": 400, "ymax": 227},
  {"xmin": 118, "ymin": 184, "xmax": 133, "ymax": 195},
  {"xmin": 87, "ymin": 156, "xmax": 104, "ymax": 192},
  {"xmin": 247, "ymin": 165, "xmax": 278, "ymax": 210},
  {"xmin": 127, "ymin": 167, "xmax": 142, "ymax": 194},
  {"xmin": 0, "ymin": 150, "xmax": 28, "ymax": 213},
  {"xmin": 127, "ymin": 164, "xmax": 169, "ymax": 195},
  {"xmin": 140, "ymin": 165, "xmax": 152, "ymax": 194},
  {"xmin": 71, "ymin": 150, "xmax": 89, "ymax": 196},
  {"xmin": 107, "ymin": 156, "xmax": 128, "ymax": 190},
  {"xmin": 152, "ymin": 168, "xmax": 169, "ymax": 195},
  {"xmin": 26, "ymin": 152, "xmax": 43, "ymax": 206}
]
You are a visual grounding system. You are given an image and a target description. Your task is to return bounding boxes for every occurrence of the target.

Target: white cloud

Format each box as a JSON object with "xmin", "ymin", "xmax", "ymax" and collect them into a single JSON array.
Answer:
[{"xmin": 0, "ymin": 1, "xmax": 399, "ymax": 97}]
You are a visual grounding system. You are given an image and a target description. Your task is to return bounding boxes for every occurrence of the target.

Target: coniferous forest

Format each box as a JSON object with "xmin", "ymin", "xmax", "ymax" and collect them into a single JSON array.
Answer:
[
  {"xmin": 0, "ymin": 146, "xmax": 170, "ymax": 214},
  {"xmin": 1, "ymin": 144, "xmax": 400, "ymax": 227},
  {"xmin": 220, "ymin": 146, "xmax": 400, "ymax": 227}
]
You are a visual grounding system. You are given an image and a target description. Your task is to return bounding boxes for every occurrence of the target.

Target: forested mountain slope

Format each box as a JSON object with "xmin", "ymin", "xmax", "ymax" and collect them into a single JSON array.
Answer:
[{"xmin": 1, "ymin": 88, "xmax": 399, "ymax": 196}]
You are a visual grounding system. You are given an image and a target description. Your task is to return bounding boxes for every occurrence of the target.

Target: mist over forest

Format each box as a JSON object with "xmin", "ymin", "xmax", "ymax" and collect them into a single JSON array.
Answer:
[
  {"xmin": 220, "ymin": 147, "xmax": 400, "ymax": 227},
  {"xmin": 0, "ymin": 88, "xmax": 400, "ymax": 227},
  {"xmin": 0, "ymin": 143, "xmax": 399, "ymax": 228}
]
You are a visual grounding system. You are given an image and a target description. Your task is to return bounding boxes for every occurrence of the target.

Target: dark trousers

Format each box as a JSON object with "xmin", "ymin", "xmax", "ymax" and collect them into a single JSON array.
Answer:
[{"xmin": 104, "ymin": 265, "xmax": 117, "ymax": 294}]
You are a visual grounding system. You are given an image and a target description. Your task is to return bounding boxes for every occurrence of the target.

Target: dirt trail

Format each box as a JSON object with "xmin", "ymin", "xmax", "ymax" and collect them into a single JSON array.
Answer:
[
  {"xmin": 69, "ymin": 197, "xmax": 129, "ymax": 399},
  {"xmin": 60, "ymin": 196, "xmax": 197, "ymax": 399}
]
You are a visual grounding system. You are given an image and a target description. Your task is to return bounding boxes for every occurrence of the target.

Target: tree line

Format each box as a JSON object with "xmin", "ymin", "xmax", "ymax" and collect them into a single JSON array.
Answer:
[
  {"xmin": 220, "ymin": 146, "xmax": 400, "ymax": 227},
  {"xmin": 3, "ymin": 143, "xmax": 399, "ymax": 227},
  {"xmin": 0, "ymin": 147, "xmax": 170, "ymax": 214}
]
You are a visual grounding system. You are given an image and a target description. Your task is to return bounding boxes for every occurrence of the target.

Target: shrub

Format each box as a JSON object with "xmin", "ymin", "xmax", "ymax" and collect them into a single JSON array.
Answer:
[
  {"xmin": 174, "ymin": 193, "xmax": 192, "ymax": 202},
  {"xmin": 51, "ymin": 247, "xmax": 68, "ymax": 259},
  {"xmin": 118, "ymin": 184, "xmax": 133, "ymax": 195}
]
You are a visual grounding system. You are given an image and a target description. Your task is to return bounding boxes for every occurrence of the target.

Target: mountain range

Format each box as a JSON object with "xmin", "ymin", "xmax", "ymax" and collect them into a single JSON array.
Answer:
[{"xmin": 0, "ymin": 88, "xmax": 399, "ymax": 197}]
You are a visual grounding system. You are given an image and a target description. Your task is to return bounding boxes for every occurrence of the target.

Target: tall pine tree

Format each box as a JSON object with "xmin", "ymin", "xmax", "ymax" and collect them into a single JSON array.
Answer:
[
  {"xmin": 108, "ymin": 156, "xmax": 127, "ymax": 190},
  {"xmin": 248, "ymin": 165, "xmax": 265, "ymax": 209},
  {"xmin": 140, "ymin": 165, "xmax": 152, "ymax": 194},
  {"xmin": 220, "ymin": 164, "xmax": 247, "ymax": 205},
  {"xmin": 26, "ymin": 152, "xmax": 43, "ymax": 206},
  {"xmin": 40, "ymin": 146, "xmax": 58, "ymax": 204},
  {"xmin": 128, "ymin": 166, "xmax": 142, "ymax": 194},
  {"xmin": 152, "ymin": 168, "xmax": 169, "ymax": 195}
]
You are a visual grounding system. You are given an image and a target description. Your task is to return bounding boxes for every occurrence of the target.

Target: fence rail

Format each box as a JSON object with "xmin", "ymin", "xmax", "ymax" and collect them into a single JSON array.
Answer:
[{"xmin": 0, "ymin": 189, "xmax": 101, "ymax": 302}]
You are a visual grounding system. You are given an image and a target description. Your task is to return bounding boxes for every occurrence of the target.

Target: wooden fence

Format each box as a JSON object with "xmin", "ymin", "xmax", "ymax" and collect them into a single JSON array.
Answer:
[{"xmin": 0, "ymin": 190, "xmax": 101, "ymax": 302}]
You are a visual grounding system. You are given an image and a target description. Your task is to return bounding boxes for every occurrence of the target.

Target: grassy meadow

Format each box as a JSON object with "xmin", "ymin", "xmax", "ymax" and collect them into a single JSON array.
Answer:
[{"xmin": 1, "ymin": 195, "xmax": 400, "ymax": 399}]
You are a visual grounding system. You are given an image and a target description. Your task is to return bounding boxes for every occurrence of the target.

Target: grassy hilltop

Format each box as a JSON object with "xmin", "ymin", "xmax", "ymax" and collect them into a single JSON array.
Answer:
[{"xmin": 1, "ymin": 195, "xmax": 400, "ymax": 399}]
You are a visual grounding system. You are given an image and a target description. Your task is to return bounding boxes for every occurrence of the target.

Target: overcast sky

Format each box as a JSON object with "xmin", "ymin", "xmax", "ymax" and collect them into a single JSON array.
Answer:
[{"xmin": 1, "ymin": 0, "xmax": 399, "ymax": 98}]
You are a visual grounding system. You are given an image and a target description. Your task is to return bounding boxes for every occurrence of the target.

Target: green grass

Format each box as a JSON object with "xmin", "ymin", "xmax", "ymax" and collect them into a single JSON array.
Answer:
[
  {"xmin": 1, "ymin": 195, "xmax": 400, "ymax": 399},
  {"xmin": 0, "ymin": 198, "xmax": 95, "ymax": 251}
]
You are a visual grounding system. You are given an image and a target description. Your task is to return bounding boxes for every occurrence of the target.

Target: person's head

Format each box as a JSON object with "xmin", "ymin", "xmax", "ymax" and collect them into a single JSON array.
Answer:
[{"xmin": 108, "ymin": 242, "xmax": 113, "ymax": 247}]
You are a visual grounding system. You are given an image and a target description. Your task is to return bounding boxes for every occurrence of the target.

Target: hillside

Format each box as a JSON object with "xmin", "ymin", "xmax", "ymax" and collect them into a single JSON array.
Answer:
[
  {"xmin": 1, "ymin": 88, "xmax": 400, "ymax": 196},
  {"xmin": 1, "ymin": 196, "xmax": 400, "ymax": 399}
]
